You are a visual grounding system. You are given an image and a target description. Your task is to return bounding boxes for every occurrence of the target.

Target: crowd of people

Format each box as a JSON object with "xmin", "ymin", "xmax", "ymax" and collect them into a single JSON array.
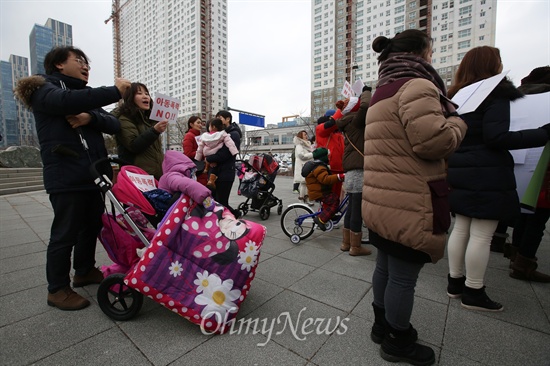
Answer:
[
  {"xmin": 288, "ymin": 31, "xmax": 549, "ymax": 365},
  {"xmin": 13, "ymin": 31, "xmax": 550, "ymax": 366}
]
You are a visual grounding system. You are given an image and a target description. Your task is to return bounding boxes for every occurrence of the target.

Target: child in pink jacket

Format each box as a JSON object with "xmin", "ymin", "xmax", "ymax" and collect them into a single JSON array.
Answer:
[{"xmin": 195, "ymin": 118, "xmax": 239, "ymax": 189}]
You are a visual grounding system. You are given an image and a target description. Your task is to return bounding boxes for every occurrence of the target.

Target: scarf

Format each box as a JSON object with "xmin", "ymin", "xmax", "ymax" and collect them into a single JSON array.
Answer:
[{"xmin": 377, "ymin": 53, "xmax": 447, "ymax": 96}]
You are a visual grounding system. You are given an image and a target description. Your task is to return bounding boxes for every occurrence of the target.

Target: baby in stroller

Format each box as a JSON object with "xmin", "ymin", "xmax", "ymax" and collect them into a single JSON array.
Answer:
[
  {"xmin": 159, "ymin": 150, "xmax": 215, "ymax": 211},
  {"xmin": 301, "ymin": 147, "xmax": 345, "ymax": 231},
  {"xmin": 105, "ymin": 151, "xmax": 215, "ymax": 265},
  {"xmin": 194, "ymin": 118, "xmax": 239, "ymax": 190}
]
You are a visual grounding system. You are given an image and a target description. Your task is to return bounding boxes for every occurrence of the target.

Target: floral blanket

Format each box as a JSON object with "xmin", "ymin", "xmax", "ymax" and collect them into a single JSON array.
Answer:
[{"xmin": 124, "ymin": 194, "xmax": 266, "ymax": 334}]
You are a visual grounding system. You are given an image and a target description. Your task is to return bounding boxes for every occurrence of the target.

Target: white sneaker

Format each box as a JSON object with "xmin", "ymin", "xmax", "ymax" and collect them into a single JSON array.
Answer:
[{"xmin": 293, "ymin": 189, "xmax": 299, "ymax": 194}]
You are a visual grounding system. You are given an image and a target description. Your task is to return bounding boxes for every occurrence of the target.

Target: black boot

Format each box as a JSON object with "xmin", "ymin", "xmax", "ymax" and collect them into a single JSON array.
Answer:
[
  {"xmin": 371, "ymin": 303, "xmax": 386, "ymax": 344},
  {"xmin": 380, "ymin": 325, "xmax": 435, "ymax": 366},
  {"xmin": 461, "ymin": 286, "xmax": 503, "ymax": 312},
  {"xmin": 447, "ymin": 274, "xmax": 466, "ymax": 299},
  {"xmin": 371, "ymin": 303, "xmax": 418, "ymax": 344},
  {"xmin": 489, "ymin": 233, "xmax": 507, "ymax": 253}
]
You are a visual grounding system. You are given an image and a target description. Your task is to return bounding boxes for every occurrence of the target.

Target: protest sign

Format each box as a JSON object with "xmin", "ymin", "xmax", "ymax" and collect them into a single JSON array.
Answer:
[
  {"xmin": 126, "ymin": 171, "xmax": 157, "ymax": 192},
  {"xmin": 352, "ymin": 79, "xmax": 365, "ymax": 96},
  {"xmin": 451, "ymin": 71, "xmax": 508, "ymax": 114},
  {"xmin": 151, "ymin": 93, "xmax": 181, "ymax": 123},
  {"xmin": 341, "ymin": 81, "xmax": 352, "ymax": 98}
]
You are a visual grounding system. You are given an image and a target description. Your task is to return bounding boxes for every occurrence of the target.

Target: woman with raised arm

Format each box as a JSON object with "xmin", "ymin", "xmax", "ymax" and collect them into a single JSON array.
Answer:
[{"xmin": 446, "ymin": 47, "xmax": 550, "ymax": 311}]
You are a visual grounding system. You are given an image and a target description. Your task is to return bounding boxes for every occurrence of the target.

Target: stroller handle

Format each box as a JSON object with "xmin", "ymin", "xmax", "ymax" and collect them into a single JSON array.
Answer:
[{"xmin": 90, "ymin": 156, "xmax": 132, "ymax": 193}]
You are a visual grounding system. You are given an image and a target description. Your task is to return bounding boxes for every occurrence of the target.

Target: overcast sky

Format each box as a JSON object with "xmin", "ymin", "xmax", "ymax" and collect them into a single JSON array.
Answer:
[{"xmin": 1, "ymin": 0, "xmax": 549, "ymax": 125}]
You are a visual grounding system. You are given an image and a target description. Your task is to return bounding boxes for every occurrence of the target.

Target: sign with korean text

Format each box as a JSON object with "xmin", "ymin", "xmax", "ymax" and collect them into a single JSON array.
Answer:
[
  {"xmin": 151, "ymin": 92, "xmax": 181, "ymax": 123},
  {"xmin": 341, "ymin": 81, "xmax": 352, "ymax": 98},
  {"xmin": 126, "ymin": 171, "xmax": 157, "ymax": 192}
]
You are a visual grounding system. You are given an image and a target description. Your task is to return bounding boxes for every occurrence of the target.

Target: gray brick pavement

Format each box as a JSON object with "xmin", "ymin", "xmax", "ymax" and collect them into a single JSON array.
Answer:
[{"xmin": 1, "ymin": 176, "xmax": 549, "ymax": 365}]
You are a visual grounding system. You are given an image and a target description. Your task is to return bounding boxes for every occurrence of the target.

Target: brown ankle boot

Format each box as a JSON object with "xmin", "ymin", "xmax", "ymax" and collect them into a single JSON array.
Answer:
[
  {"xmin": 73, "ymin": 267, "xmax": 104, "ymax": 287},
  {"xmin": 341, "ymin": 228, "xmax": 351, "ymax": 251},
  {"xmin": 510, "ymin": 254, "xmax": 550, "ymax": 283},
  {"xmin": 47, "ymin": 286, "xmax": 90, "ymax": 310},
  {"xmin": 349, "ymin": 231, "xmax": 371, "ymax": 256},
  {"xmin": 503, "ymin": 243, "xmax": 518, "ymax": 268},
  {"xmin": 207, "ymin": 174, "xmax": 217, "ymax": 189}
]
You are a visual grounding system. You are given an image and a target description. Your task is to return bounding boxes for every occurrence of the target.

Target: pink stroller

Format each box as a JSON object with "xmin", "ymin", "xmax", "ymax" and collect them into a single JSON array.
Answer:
[
  {"xmin": 98, "ymin": 163, "xmax": 160, "ymax": 277},
  {"xmin": 92, "ymin": 156, "xmax": 266, "ymax": 332}
]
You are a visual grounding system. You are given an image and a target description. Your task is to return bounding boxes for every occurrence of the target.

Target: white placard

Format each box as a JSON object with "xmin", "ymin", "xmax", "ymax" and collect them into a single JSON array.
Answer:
[
  {"xmin": 511, "ymin": 92, "xmax": 550, "ymax": 206},
  {"xmin": 150, "ymin": 92, "xmax": 181, "ymax": 123},
  {"xmin": 341, "ymin": 81, "xmax": 352, "ymax": 98},
  {"xmin": 126, "ymin": 171, "xmax": 157, "ymax": 192},
  {"xmin": 509, "ymin": 92, "xmax": 550, "ymax": 164},
  {"xmin": 452, "ymin": 71, "xmax": 509, "ymax": 114},
  {"xmin": 352, "ymin": 79, "xmax": 365, "ymax": 96}
]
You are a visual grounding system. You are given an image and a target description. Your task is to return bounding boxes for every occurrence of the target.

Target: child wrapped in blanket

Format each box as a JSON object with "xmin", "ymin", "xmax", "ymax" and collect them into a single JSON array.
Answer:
[
  {"xmin": 137, "ymin": 151, "xmax": 215, "ymax": 258},
  {"xmin": 159, "ymin": 150, "xmax": 216, "ymax": 211},
  {"xmin": 301, "ymin": 147, "xmax": 345, "ymax": 231},
  {"xmin": 194, "ymin": 118, "xmax": 239, "ymax": 190}
]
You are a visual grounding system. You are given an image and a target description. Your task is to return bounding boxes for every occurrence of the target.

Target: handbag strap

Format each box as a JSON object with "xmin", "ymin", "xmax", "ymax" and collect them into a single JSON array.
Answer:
[{"xmin": 344, "ymin": 132, "xmax": 364, "ymax": 157}]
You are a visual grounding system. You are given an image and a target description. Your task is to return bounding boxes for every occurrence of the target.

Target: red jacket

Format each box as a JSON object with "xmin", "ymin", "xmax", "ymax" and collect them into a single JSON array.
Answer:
[
  {"xmin": 182, "ymin": 129, "xmax": 207, "ymax": 186},
  {"xmin": 315, "ymin": 122, "xmax": 344, "ymax": 174}
]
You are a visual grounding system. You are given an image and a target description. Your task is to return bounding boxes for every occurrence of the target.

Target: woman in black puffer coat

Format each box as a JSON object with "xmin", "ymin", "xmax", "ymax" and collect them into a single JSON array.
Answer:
[{"xmin": 446, "ymin": 46, "xmax": 550, "ymax": 312}]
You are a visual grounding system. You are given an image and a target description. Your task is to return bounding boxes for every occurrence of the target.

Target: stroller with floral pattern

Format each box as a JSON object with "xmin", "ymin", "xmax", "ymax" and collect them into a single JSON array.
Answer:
[
  {"xmin": 236, "ymin": 153, "xmax": 283, "ymax": 220},
  {"xmin": 92, "ymin": 155, "xmax": 266, "ymax": 333}
]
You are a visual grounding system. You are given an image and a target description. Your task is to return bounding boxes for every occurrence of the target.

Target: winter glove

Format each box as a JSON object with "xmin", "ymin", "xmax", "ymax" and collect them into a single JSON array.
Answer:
[
  {"xmin": 331, "ymin": 109, "xmax": 344, "ymax": 121},
  {"xmin": 337, "ymin": 174, "xmax": 345, "ymax": 182}
]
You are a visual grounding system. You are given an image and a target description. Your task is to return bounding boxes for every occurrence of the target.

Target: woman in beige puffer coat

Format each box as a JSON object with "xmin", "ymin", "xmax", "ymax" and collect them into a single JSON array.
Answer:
[{"xmin": 362, "ymin": 30, "xmax": 467, "ymax": 366}]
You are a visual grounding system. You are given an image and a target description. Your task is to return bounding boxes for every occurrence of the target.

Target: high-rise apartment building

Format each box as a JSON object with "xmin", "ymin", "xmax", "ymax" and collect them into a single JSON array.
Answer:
[
  {"xmin": 1, "ymin": 18, "xmax": 72, "ymax": 148},
  {"xmin": 29, "ymin": 18, "xmax": 73, "ymax": 75},
  {"xmin": 310, "ymin": 0, "xmax": 497, "ymax": 118},
  {"xmin": 0, "ymin": 55, "xmax": 35, "ymax": 148},
  {"xmin": 113, "ymin": 0, "xmax": 229, "ymax": 150},
  {"xmin": 0, "ymin": 60, "xmax": 18, "ymax": 147}
]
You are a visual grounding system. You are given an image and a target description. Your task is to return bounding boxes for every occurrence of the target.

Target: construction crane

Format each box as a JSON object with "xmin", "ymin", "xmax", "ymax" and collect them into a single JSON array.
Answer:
[{"xmin": 105, "ymin": 0, "xmax": 131, "ymax": 78}]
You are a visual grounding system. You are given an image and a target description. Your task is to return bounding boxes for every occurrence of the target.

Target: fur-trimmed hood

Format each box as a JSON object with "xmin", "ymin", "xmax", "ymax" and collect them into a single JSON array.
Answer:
[
  {"xmin": 13, "ymin": 75, "xmax": 47, "ymax": 108},
  {"xmin": 14, "ymin": 72, "xmax": 88, "ymax": 109},
  {"xmin": 489, "ymin": 78, "xmax": 524, "ymax": 102}
]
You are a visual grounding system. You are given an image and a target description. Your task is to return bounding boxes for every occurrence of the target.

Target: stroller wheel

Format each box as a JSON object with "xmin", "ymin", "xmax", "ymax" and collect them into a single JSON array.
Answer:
[
  {"xmin": 238, "ymin": 203, "xmax": 249, "ymax": 216},
  {"xmin": 277, "ymin": 204, "xmax": 283, "ymax": 215},
  {"xmin": 259, "ymin": 206, "xmax": 270, "ymax": 220},
  {"xmin": 97, "ymin": 273, "xmax": 143, "ymax": 321}
]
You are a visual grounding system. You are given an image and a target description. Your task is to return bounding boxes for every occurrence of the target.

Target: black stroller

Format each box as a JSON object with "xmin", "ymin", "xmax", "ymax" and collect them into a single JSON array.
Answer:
[{"xmin": 237, "ymin": 154, "xmax": 283, "ymax": 220}]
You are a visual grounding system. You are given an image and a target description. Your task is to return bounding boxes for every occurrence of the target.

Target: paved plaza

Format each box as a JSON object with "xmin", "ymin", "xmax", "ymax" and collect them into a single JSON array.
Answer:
[{"xmin": 1, "ymin": 176, "xmax": 549, "ymax": 365}]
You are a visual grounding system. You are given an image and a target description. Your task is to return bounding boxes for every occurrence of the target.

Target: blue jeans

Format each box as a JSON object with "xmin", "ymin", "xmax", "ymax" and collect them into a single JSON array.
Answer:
[{"xmin": 372, "ymin": 250, "xmax": 424, "ymax": 330}]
